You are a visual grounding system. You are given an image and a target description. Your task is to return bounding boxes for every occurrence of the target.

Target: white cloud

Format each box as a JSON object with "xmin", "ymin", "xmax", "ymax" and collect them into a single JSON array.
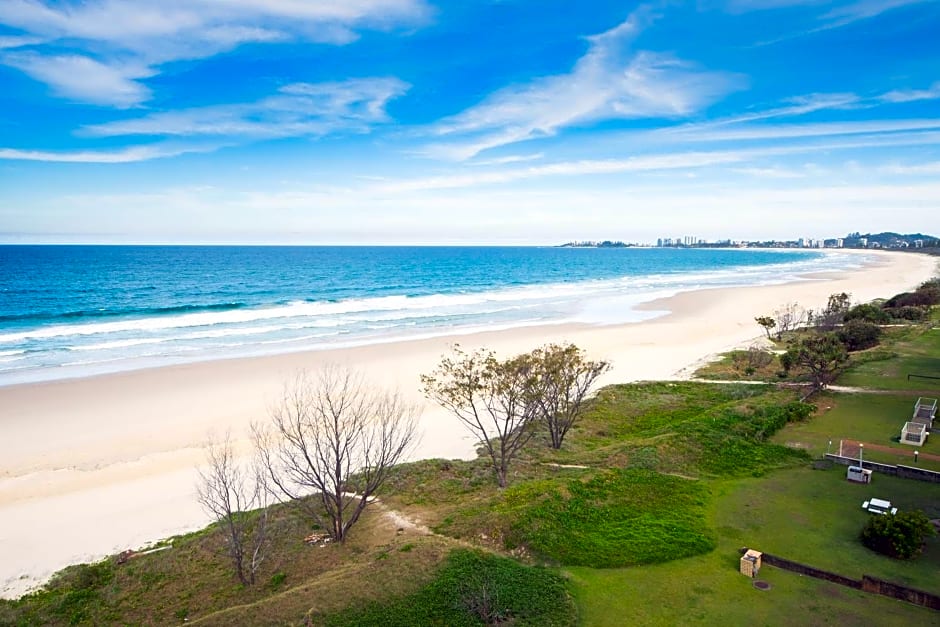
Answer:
[
  {"xmin": 0, "ymin": 143, "xmax": 222, "ymax": 163},
  {"xmin": 819, "ymin": 0, "xmax": 938, "ymax": 28},
  {"xmin": 422, "ymin": 8, "xmax": 744, "ymax": 159},
  {"xmin": 879, "ymin": 82, "xmax": 940, "ymax": 103},
  {"xmin": 2, "ymin": 52, "xmax": 152, "ymax": 107},
  {"xmin": 880, "ymin": 161, "xmax": 940, "ymax": 174},
  {"xmin": 81, "ymin": 78, "xmax": 409, "ymax": 138},
  {"xmin": 654, "ymin": 117, "xmax": 940, "ymax": 143},
  {"xmin": 0, "ymin": 35, "xmax": 43, "ymax": 49},
  {"xmin": 0, "ymin": 0, "xmax": 429, "ymax": 105}
]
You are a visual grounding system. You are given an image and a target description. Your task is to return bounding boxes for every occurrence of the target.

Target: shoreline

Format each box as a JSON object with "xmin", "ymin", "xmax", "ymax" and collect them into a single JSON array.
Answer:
[
  {"xmin": 0, "ymin": 250, "xmax": 936, "ymax": 598},
  {"xmin": 0, "ymin": 248, "xmax": 873, "ymax": 389}
]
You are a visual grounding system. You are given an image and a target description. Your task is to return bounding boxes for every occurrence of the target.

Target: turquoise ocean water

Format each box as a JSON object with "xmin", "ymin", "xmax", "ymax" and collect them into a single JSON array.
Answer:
[{"xmin": 0, "ymin": 246, "xmax": 866, "ymax": 385}]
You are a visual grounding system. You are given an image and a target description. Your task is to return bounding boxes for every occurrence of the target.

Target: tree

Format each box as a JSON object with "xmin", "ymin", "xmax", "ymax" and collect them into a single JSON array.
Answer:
[
  {"xmin": 255, "ymin": 368, "xmax": 418, "ymax": 542},
  {"xmin": 814, "ymin": 292, "xmax": 851, "ymax": 331},
  {"xmin": 772, "ymin": 302, "xmax": 807, "ymax": 339},
  {"xmin": 782, "ymin": 333, "xmax": 848, "ymax": 390},
  {"xmin": 422, "ymin": 346, "xmax": 539, "ymax": 488},
  {"xmin": 860, "ymin": 510, "xmax": 935, "ymax": 559},
  {"xmin": 844, "ymin": 303, "xmax": 890, "ymax": 324},
  {"xmin": 754, "ymin": 316, "xmax": 776, "ymax": 340},
  {"xmin": 196, "ymin": 433, "xmax": 269, "ymax": 585},
  {"xmin": 837, "ymin": 319, "xmax": 882, "ymax": 351},
  {"xmin": 527, "ymin": 343, "xmax": 610, "ymax": 450}
]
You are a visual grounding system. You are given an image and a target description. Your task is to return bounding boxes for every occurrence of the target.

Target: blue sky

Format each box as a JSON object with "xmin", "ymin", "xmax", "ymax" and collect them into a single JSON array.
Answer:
[{"xmin": 0, "ymin": 0, "xmax": 938, "ymax": 244}]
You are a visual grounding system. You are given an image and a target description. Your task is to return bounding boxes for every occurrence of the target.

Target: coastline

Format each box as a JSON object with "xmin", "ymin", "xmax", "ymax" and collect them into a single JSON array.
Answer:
[{"xmin": 0, "ymin": 250, "xmax": 935, "ymax": 598}]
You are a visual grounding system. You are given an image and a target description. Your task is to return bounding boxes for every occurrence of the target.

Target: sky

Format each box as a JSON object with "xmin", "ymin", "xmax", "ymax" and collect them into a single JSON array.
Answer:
[{"xmin": 0, "ymin": 0, "xmax": 938, "ymax": 245}]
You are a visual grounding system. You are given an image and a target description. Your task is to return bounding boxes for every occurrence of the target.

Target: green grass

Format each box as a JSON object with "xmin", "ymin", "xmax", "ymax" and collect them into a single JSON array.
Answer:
[
  {"xmin": 498, "ymin": 469, "xmax": 716, "ymax": 567},
  {"xmin": 567, "ymin": 551, "xmax": 938, "ymax": 626},
  {"xmin": 565, "ymin": 465, "xmax": 940, "ymax": 626},
  {"xmin": 773, "ymin": 391, "xmax": 940, "ymax": 471},
  {"xmin": 838, "ymin": 324, "xmax": 940, "ymax": 391},
  {"xmin": 525, "ymin": 381, "xmax": 811, "ymax": 478},
  {"xmin": 323, "ymin": 549, "xmax": 577, "ymax": 627},
  {"xmin": 713, "ymin": 467, "xmax": 940, "ymax": 591}
]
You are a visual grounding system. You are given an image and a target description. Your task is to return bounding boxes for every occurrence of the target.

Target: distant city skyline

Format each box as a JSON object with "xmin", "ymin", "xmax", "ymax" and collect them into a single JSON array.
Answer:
[{"xmin": 1, "ymin": 1, "xmax": 939, "ymax": 244}]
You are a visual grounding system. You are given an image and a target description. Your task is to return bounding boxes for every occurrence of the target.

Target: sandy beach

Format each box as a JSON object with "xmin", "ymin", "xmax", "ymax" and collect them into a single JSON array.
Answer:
[{"xmin": 0, "ymin": 250, "xmax": 936, "ymax": 598}]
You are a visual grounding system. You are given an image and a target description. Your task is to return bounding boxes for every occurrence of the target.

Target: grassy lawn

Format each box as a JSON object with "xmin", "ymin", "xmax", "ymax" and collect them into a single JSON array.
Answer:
[
  {"xmin": 713, "ymin": 467, "xmax": 940, "ymax": 591},
  {"xmin": 774, "ymin": 391, "xmax": 940, "ymax": 471},
  {"xmin": 566, "ymin": 466, "xmax": 940, "ymax": 626},
  {"xmin": 838, "ymin": 324, "xmax": 940, "ymax": 391}
]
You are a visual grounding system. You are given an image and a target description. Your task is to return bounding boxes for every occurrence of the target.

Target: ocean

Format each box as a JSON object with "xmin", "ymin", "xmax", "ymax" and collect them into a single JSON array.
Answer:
[{"xmin": 0, "ymin": 246, "xmax": 867, "ymax": 385}]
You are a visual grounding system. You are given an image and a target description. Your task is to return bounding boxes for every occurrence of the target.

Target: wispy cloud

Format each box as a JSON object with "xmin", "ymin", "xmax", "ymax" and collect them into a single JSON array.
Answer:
[
  {"xmin": 880, "ymin": 81, "xmax": 940, "ymax": 103},
  {"xmin": 880, "ymin": 161, "xmax": 940, "ymax": 174},
  {"xmin": 421, "ymin": 7, "xmax": 745, "ymax": 160},
  {"xmin": 2, "ymin": 52, "xmax": 153, "ymax": 108},
  {"xmin": 0, "ymin": 0, "xmax": 429, "ymax": 106},
  {"xmin": 656, "ymin": 117, "xmax": 940, "ymax": 143},
  {"xmin": 818, "ymin": 0, "xmax": 938, "ymax": 28},
  {"xmin": 375, "ymin": 129, "xmax": 940, "ymax": 192},
  {"xmin": 81, "ymin": 78, "xmax": 409, "ymax": 138},
  {"xmin": 0, "ymin": 143, "xmax": 222, "ymax": 163}
]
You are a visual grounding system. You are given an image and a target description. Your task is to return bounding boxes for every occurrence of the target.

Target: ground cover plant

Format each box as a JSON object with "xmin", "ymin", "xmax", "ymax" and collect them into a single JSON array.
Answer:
[
  {"xmin": 0, "ymin": 502, "xmax": 444, "ymax": 626},
  {"xmin": 323, "ymin": 549, "xmax": 577, "ymax": 627},
  {"xmin": 498, "ymin": 469, "xmax": 716, "ymax": 567}
]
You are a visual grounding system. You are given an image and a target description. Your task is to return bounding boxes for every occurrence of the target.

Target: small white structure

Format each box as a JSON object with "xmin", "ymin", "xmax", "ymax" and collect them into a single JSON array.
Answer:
[
  {"xmin": 901, "ymin": 421, "xmax": 928, "ymax": 446},
  {"xmin": 913, "ymin": 397, "xmax": 937, "ymax": 426},
  {"xmin": 847, "ymin": 466, "xmax": 872, "ymax": 483},
  {"xmin": 862, "ymin": 498, "xmax": 898, "ymax": 515}
]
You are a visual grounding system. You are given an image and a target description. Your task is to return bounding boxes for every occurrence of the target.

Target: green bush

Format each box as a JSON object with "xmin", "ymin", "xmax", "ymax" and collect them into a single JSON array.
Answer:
[
  {"xmin": 837, "ymin": 319, "xmax": 882, "ymax": 352},
  {"xmin": 885, "ymin": 289, "xmax": 940, "ymax": 308},
  {"xmin": 885, "ymin": 305, "xmax": 928, "ymax": 321},
  {"xmin": 860, "ymin": 510, "xmax": 936, "ymax": 559},
  {"xmin": 325, "ymin": 549, "xmax": 576, "ymax": 626},
  {"xmin": 844, "ymin": 303, "xmax": 890, "ymax": 324}
]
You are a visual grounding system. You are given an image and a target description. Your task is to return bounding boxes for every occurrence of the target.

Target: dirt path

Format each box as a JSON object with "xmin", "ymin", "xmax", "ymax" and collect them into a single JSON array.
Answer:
[{"xmin": 840, "ymin": 439, "xmax": 940, "ymax": 463}]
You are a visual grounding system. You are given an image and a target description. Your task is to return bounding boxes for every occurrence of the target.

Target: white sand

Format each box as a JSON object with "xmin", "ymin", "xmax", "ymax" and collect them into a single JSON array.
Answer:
[{"xmin": 0, "ymin": 250, "xmax": 936, "ymax": 598}]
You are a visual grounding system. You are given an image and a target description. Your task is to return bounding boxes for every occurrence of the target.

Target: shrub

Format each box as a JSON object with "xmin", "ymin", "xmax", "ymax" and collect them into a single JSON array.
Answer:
[
  {"xmin": 885, "ymin": 289, "xmax": 940, "ymax": 308},
  {"xmin": 731, "ymin": 348, "xmax": 773, "ymax": 373},
  {"xmin": 325, "ymin": 549, "xmax": 577, "ymax": 626},
  {"xmin": 860, "ymin": 510, "xmax": 936, "ymax": 559},
  {"xmin": 885, "ymin": 305, "xmax": 928, "ymax": 321},
  {"xmin": 837, "ymin": 319, "xmax": 882, "ymax": 351},
  {"xmin": 844, "ymin": 303, "xmax": 890, "ymax": 324}
]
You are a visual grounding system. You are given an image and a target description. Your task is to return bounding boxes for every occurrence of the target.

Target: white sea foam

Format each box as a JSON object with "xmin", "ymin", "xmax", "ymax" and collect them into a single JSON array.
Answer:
[{"xmin": 0, "ymin": 250, "xmax": 873, "ymax": 386}]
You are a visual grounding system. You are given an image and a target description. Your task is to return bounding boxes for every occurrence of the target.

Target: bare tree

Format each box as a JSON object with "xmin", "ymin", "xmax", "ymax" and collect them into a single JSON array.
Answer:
[
  {"xmin": 422, "ymin": 346, "xmax": 538, "ymax": 488},
  {"xmin": 527, "ymin": 343, "xmax": 609, "ymax": 450},
  {"xmin": 255, "ymin": 368, "xmax": 418, "ymax": 543},
  {"xmin": 772, "ymin": 302, "xmax": 807, "ymax": 339},
  {"xmin": 196, "ymin": 433, "xmax": 269, "ymax": 586}
]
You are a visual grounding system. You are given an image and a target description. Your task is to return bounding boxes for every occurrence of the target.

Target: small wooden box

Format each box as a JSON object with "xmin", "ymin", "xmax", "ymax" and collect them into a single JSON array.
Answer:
[{"xmin": 740, "ymin": 549, "xmax": 762, "ymax": 577}]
